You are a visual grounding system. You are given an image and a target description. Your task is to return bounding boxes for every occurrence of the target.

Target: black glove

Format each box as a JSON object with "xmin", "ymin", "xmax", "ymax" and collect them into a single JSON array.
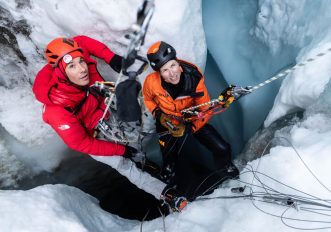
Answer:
[
  {"xmin": 153, "ymin": 107, "xmax": 163, "ymax": 122},
  {"xmin": 123, "ymin": 146, "xmax": 147, "ymax": 164},
  {"xmin": 135, "ymin": 158, "xmax": 161, "ymax": 177},
  {"xmin": 122, "ymin": 51, "xmax": 136, "ymax": 71},
  {"xmin": 123, "ymin": 146, "xmax": 137, "ymax": 159},
  {"xmin": 109, "ymin": 54, "xmax": 123, "ymax": 73}
]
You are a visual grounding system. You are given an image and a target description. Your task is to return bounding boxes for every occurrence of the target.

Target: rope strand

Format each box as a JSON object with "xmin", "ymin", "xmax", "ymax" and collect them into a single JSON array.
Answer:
[{"xmin": 181, "ymin": 45, "xmax": 331, "ymax": 116}]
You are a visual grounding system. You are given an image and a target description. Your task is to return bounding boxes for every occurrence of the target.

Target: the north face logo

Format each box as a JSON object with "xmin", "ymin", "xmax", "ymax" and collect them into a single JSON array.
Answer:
[{"xmin": 58, "ymin": 125, "xmax": 70, "ymax": 130}]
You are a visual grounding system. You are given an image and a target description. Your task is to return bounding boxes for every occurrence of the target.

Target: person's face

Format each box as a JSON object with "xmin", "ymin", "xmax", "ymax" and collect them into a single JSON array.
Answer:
[
  {"xmin": 159, "ymin": 60, "xmax": 183, "ymax": 85},
  {"xmin": 65, "ymin": 57, "xmax": 89, "ymax": 86}
]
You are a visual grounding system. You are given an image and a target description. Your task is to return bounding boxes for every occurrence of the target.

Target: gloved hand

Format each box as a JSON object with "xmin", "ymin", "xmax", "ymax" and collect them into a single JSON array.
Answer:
[
  {"xmin": 123, "ymin": 146, "xmax": 147, "ymax": 164},
  {"xmin": 123, "ymin": 146, "xmax": 138, "ymax": 159},
  {"xmin": 154, "ymin": 107, "xmax": 163, "ymax": 122},
  {"xmin": 219, "ymin": 85, "xmax": 252, "ymax": 107},
  {"xmin": 109, "ymin": 54, "xmax": 123, "ymax": 73},
  {"xmin": 159, "ymin": 113, "xmax": 188, "ymax": 137},
  {"xmin": 121, "ymin": 51, "xmax": 136, "ymax": 71},
  {"xmin": 219, "ymin": 86, "xmax": 235, "ymax": 108},
  {"xmin": 123, "ymin": 147, "xmax": 162, "ymax": 178}
]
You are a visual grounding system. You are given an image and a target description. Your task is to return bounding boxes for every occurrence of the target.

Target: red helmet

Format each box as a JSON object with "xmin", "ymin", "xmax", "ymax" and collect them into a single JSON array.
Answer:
[
  {"xmin": 44, "ymin": 37, "xmax": 82, "ymax": 67},
  {"xmin": 147, "ymin": 41, "xmax": 176, "ymax": 71}
]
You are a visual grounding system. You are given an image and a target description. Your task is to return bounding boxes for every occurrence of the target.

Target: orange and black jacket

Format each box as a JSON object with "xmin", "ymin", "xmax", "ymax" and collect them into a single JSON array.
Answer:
[{"xmin": 143, "ymin": 60, "xmax": 212, "ymax": 132}]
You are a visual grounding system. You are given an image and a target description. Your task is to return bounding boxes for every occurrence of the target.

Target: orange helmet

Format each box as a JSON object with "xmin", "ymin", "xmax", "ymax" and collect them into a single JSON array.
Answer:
[
  {"xmin": 44, "ymin": 37, "xmax": 82, "ymax": 67},
  {"xmin": 147, "ymin": 41, "xmax": 176, "ymax": 70}
]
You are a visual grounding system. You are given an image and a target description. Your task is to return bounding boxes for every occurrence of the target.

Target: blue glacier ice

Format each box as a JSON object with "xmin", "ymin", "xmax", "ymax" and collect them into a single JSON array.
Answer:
[{"xmin": 202, "ymin": 0, "xmax": 300, "ymax": 155}]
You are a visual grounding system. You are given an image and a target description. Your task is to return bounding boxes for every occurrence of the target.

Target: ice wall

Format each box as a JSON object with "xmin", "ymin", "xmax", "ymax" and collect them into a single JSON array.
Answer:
[
  {"xmin": 255, "ymin": 0, "xmax": 331, "ymax": 126},
  {"xmin": 202, "ymin": 0, "xmax": 305, "ymax": 154}
]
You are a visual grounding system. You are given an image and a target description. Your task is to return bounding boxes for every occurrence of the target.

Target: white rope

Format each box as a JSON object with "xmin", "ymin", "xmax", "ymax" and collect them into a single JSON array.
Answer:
[
  {"xmin": 181, "ymin": 46, "xmax": 331, "ymax": 115},
  {"xmin": 98, "ymin": 72, "xmax": 123, "ymax": 122},
  {"xmin": 250, "ymin": 46, "xmax": 331, "ymax": 92},
  {"xmin": 181, "ymin": 98, "xmax": 221, "ymax": 114}
]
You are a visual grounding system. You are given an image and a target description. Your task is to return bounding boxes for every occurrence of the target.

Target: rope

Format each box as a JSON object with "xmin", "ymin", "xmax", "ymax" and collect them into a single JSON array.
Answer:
[
  {"xmin": 140, "ymin": 209, "xmax": 150, "ymax": 232},
  {"xmin": 250, "ymin": 46, "xmax": 331, "ymax": 92},
  {"xmin": 190, "ymin": 131, "xmax": 331, "ymax": 230},
  {"xmin": 181, "ymin": 45, "xmax": 331, "ymax": 116},
  {"xmin": 158, "ymin": 206, "xmax": 166, "ymax": 232},
  {"xmin": 181, "ymin": 98, "xmax": 221, "ymax": 115},
  {"xmin": 276, "ymin": 136, "xmax": 331, "ymax": 194}
]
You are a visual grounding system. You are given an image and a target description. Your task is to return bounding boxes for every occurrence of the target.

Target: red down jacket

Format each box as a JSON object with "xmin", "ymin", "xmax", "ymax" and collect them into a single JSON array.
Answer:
[{"xmin": 33, "ymin": 35, "xmax": 125, "ymax": 156}]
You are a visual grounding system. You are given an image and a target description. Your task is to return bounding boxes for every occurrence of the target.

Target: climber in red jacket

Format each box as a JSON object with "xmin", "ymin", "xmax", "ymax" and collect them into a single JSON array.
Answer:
[{"xmin": 33, "ymin": 35, "xmax": 135, "ymax": 157}]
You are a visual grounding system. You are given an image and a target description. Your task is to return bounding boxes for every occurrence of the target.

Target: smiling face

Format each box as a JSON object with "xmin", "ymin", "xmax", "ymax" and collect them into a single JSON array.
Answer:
[
  {"xmin": 64, "ymin": 57, "xmax": 89, "ymax": 86},
  {"xmin": 159, "ymin": 59, "xmax": 183, "ymax": 85}
]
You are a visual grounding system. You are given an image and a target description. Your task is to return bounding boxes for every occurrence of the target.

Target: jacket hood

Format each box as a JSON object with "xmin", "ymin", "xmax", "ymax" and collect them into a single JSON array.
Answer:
[
  {"xmin": 33, "ymin": 64, "xmax": 87, "ymax": 109},
  {"xmin": 33, "ymin": 64, "xmax": 57, "ymax": 105},
  {"xmin": 33, "ymin": 44, "xmax": 100, "ymax": 110}
]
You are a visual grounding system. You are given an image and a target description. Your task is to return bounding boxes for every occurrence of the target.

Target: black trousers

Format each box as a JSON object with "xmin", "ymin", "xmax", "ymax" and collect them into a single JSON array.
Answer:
[{"xmin": 156, "ymin": 122, "xmax": 232, "ymax": 198}]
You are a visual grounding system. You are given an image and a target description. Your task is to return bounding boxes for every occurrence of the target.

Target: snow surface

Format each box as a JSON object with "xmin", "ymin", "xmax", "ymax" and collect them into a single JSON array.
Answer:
[
  {"xmin": 0, "ymin": 184, "xmax": 137, "ymax": 232},
  {"xmin": 91, "ymin": 155, "xmax": 165, "ymax": 199},
  {"xmin": 1, "ymin": 0, "xmax": 331, "ymax": 231}
]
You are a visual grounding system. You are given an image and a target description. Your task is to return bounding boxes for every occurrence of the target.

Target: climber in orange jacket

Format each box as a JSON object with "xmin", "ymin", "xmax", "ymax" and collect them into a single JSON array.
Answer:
[{"xmin": 143, "ymin": 41, "xmax": 241, "ymax": 212}]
